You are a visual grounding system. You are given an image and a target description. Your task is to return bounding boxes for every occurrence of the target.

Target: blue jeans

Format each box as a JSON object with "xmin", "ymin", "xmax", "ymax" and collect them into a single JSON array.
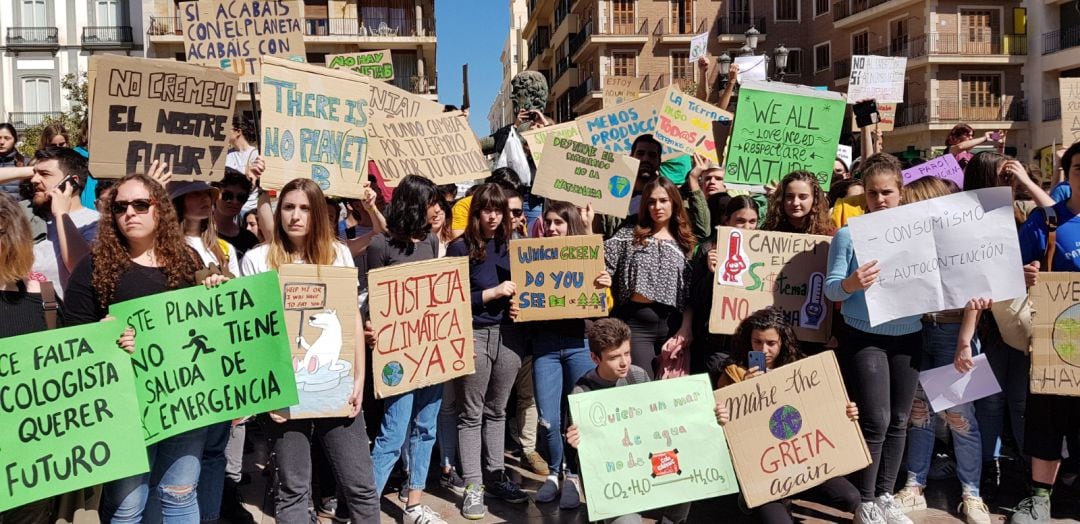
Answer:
[
  {"xmin": 905, "ymin": 321, "xmax": 982, "ymax": 495},
  {"xmin": 103, "ymin": 427, "xmax": 207, "ymax": 524},
  {"xmin": 532, "ymin": 331, "xmax": 594, "ymax": 474},
  {"xmin": 974, "ymin": 328, "xmax": 1028, "ymax": 463},
  {"xmin": 196, "ymin": 422, "xmax": 230, "ymax": 521},
  {"xmin": 372, "ymin": 384, "xmax": 443, "ymax": 494}
]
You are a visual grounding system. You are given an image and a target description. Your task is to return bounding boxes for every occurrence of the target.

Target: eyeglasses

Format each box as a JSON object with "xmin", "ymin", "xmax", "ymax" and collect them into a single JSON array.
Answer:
[
  {"xmin": 221, "ymin": 190, "xmax": 250, "ymax": 203},
  {"xmin": 111, "ymin": 199, "xmax": 156, "ymax": 215},
  {"xmin": 510, "ymin": 208, "xmax": 524, "ymax": 218}
]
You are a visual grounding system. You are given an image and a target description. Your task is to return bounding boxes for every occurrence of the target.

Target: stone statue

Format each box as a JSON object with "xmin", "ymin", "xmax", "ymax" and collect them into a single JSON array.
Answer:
[{"xmin": 510, "ymin": 71, "xmax": 549, "ymax": 114}]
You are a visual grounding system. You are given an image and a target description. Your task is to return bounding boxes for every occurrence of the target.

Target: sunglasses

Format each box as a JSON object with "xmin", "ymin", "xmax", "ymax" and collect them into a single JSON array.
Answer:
[
  {"xmin": 111, "ymin": 199, "xmax": 157, "ymax": 215},
  {"xmin": 221, "ymin": 190, "xmax": 250, "ymax": 203},
  {"xmin": 510, "ymin": 208, "xmax": 524, "ymax": 218}
]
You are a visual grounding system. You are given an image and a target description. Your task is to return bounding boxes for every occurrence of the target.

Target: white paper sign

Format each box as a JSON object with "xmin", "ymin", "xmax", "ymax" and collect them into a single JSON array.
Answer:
[
  {"xmin": 919, "ymin": 354, "xmax": 1001, "ymax": 413},
  {"xmin": 734, "ymin": 56, "xmax": 767, "ymax": 83},
  {"xmin": 690, "ymin": 32, "xmax": 710, "ymax": 62},
  {"xmin": 848, "ymin": 55, "xmax": 907, "ymax": 104},
  {"xmin": 837, "ymin": 144, "xmax": 853, "ymax": 169},
  {"xmin": 847, "ymin": 187, "xmax": 1025, "ymax": 326}
]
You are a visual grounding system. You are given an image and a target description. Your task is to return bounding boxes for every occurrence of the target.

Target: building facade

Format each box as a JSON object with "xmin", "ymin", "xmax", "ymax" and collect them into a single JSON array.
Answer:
[
  {"xmin": 0, "ymin": 0, "xmax": 142, "ymax": 132},
  {"xmin": 1024, "ymin": 0, "xmax": 1080, "ymax": 169},
  {"xmin": 488, "ymin": 0, "xmax": 529, "ymax": 133}
]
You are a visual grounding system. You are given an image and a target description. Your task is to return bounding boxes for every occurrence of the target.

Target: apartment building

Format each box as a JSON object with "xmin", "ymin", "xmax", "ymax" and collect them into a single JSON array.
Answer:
[
  {"xmin": 0, "ymin": 0, "xmax": 143, "ymax": 132},
  {"xmin": 488, "ymin": 0, "xmax": 530, "ymax": 133},
  {"xmin": 1024, "ymin": 0, "xmax": 1080, "ymax": 166},
  {"xmin": 143, "ymin": 0, "xmax": 438, "ymax": 109}
]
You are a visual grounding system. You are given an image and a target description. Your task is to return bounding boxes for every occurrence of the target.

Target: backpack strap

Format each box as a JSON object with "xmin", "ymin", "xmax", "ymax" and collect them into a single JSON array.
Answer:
[
  {"xmin": 39, "ymin": 281, "xmax": 59, "ymax": 330},
  {"xmin": 1044, "ymin": 206, "xmax": 1059, "ymax": 272}
]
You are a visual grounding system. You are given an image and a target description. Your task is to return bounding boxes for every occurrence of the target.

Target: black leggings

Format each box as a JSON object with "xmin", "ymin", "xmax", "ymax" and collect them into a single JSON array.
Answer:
[
  {"xmin": 756, "ymin": 477, "xmax": 861, "ymax": 524},
  {"xmin": 613, "ymin": 302, "xmax": 681, "ymax": 380}
]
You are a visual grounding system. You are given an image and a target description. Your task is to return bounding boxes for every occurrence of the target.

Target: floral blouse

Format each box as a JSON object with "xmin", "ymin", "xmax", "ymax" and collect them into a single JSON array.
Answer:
[{"xmin": 604, "ymin": 226, "xmax": 693, "ymax": 310}]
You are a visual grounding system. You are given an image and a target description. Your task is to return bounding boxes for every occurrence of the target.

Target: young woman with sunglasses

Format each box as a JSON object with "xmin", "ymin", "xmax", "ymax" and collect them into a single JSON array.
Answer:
[
  {"xmin": 64, "ymin": 174, "xmax": 226, "ymax": 523},
  {"xmin": 212, "ymin": 168, "xmax": 260, "ymax": 260},
  {"xmin": 239, "ymin": 178, "xmax": 378, "ymax": 523}
]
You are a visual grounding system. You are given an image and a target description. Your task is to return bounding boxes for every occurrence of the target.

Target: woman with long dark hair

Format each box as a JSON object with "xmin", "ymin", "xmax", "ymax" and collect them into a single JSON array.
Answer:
[
  {"xmin": 605, "ymin": 176, "xmax": 696, "ymax": 380},
  {"xmin": 446, "ymin": 183, "xmax": 529, "ymax": 520},
  {"xmin": 363, "ymin": 174, "xmax": 448, "ymax": 523},
  {"xmin": 239, "ymin": 178, "xmax": 378, "ymax": 523},
  {"xmin": 64, "ymin": 174, "xmax": 224, "ymax": 523},
  {"xmin": 0, "ymin": 123, "xmax": 30, "ymax": 199}
]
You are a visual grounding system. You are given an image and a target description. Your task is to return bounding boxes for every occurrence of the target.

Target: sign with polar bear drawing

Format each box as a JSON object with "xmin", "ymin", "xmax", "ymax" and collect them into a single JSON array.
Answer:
[
  {"xmin": 277, "ymin": 264, "xmax": 360, "ymax": 418},
  {"xmin": 367, "ymin": 257, "xmax": 475, "ymax": 398}
]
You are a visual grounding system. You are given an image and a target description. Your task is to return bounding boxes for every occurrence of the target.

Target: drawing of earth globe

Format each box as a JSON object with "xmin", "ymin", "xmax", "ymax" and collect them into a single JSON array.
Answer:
[
  {"xmin": 769, "ymin": 405, "xmax": 803, "ymax": 440},
  {"xmin": 381, "ymin": 362, "xmax": 404, "ymax": 387},
  {"xmin": 1052, "ymin": 305, "xmax": 1080, "ymax": 366},
  {"xmin": 609, "ymin": 176, "xmax": 631, "ymax": 198}
]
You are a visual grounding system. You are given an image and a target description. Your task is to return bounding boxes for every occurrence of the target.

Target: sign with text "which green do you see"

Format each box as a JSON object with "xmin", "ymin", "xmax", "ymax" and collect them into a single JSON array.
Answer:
[
  {"xmin": 110, "ymin": 272, "xmax": 298, "ymax": 444},
  {"xmin": 0, "ymin": 321, "xmax": 149, "ymax": 512}
]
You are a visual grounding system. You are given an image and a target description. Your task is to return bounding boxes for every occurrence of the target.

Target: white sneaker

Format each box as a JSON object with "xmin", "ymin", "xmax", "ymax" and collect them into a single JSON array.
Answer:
[
  {"xmin": 854, "ymin": 500, "xmax": 886, "ymax": 524},
  {"xmin": 876, "ymin": 494, "xmax": 914, "ymax": 524},
  {"xmin": 895, "ymin": 486, "xmax": 927, "ymax": 513},
  {"xmin": 536, "ymin": 475, "xmax": 559, "ymax": 503},
  {"xmin": 959, "ymin": 495, "xmax": 991, "ymax": 524},
  {"xmin": 404, "ymin": 504, "xmax": 447, "ymax": 524},
  {"xmin": 559, "ymin": 474, "xmax": 582, "ymax": 510}
]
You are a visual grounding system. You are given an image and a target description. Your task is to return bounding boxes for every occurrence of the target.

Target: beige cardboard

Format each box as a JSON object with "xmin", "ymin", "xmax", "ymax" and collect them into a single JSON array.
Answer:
[
  {"xmin": 655, "ymin": 86, "xmax": 733, "ymax": 164},
  {"xmin": 260, "ymin": 56, "xmax": 371, "ymax": 199},
  {"xmin": 709, "ymin": 227, "xmax": 833, "ymax": 343},
  {"xmin": 277, "ymin": 264, "xmax": 360, "ymax": 419},
  {"xmin": 509, "ymin": 235, "xmax": 609, "ymax": 322},
  {"xmin": 1061, "ymin": 78, "xmax": 1080, "ymax": 146},
  {"xmin": 367, "ymin": 257, "xmax": 475, "ymax": 399},
  {"xmin": 1029, "ymin": 272, "xmax": 1080, "ymax": 396},
  {"xmin": 602, "ymin": 76, "xmax": 641, "ymax": 107},
  {"xmin": 713, "ymin": 351, "xmax": 871, "ymax": 507},
  {"xmin": 520, "ymin": 120, "xmax": 582, "ymax": 166},
  {"xmin": 180, "ymin": 0, "xmax": 306, "ymax": 83},
  {"xmin": 87, "ymin": 55, "xmax": 237, "ymax": 181},
  {"xmin": 576, "ymin": 90, "xmax": 665, "ymax": 155},
  {"xmin": 327, "ymin": 50, "xmax": 394, "ymax": 81},
  {"xmin": 367, "ymin": 113, "xmax": 488, "ymax": 187},
  {"xmin": 366, "ymin": 77, "xmax": 444, "ymax": 119},
  {"xmin": 531, "ymin": 134, "xmax": 640, "ymax": 218}
]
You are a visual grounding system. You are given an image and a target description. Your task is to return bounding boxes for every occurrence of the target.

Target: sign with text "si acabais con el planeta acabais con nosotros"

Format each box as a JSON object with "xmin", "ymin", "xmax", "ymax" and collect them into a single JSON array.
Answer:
[{"xmin": 180, "ymin": 0, "xmax": 306, "ymax": 82}]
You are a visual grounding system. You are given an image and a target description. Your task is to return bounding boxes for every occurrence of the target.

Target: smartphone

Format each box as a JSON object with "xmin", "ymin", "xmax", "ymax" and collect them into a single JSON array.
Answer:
[
  {"xmin": 54, "ymin": 173, "xmax": 78, "ymax": 192},
  {"xmin": 748, "ymin": 351, "xmax": 767, "ymax": 373},
  {"xmin": 853, "ymin": 100, "xmax": 880, "ymax": 129}
]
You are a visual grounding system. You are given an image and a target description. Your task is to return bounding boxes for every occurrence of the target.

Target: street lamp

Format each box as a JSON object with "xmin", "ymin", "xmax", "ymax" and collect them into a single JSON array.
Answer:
[
  {"xmin": 773, "ymin": 44, "xmax": 789, "ymax": 81},
  {"xmin": 718, "ymin": 52, "xmax": 732, "ymax": 75},
  {"xmin": 745, "ymin": 26, "xmax": 760, "ymax": 51}
]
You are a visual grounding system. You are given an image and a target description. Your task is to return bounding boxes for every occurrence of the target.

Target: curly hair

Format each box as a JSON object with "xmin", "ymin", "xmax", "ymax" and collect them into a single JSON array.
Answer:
[
  {"xmin": 763, "ymin": 171, "xmax": 834, "ymax": 236},
  {"xmin": 385, "ymin": 174, "xmax": 437, "ymax": 245},
  {"xmin": 93, "ymin": 174, "xmax": 199, "ymax": 308},
  {"xmin": 633, "ymin": 177, "xmax": 696, "ymax": 257},
  {"xmin": 731, "ymin": 307, "xmax": 804, "ymax": 369}
]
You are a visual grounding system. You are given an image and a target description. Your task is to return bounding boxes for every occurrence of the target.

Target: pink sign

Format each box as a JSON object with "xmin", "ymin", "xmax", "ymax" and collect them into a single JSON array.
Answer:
[{"xmin": 901, "ymin": 154, "xmax": 964, "ymax": 189}]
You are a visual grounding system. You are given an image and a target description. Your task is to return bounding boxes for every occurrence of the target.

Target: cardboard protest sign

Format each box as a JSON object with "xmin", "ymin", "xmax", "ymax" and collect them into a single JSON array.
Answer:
[
  {"xmin": 109, "ymin": 273, "xmax": 298, "ymax": 444},
  {"xmin": 709, "ymin": 227, "xmax": 833, "ymax": 343},
  {"xmin": 277, "ymin": 264, "xmax": 359, "ymax": 418},
  {"xmin": 570, "ymin": 375, "xmax": 739, "ymax": 521},
  {"xmin": 367, "ymin": 257, "xmax": 474, "ymax": 399},
  {"xmin": 260, "ymin": 56, "xmax": 371, "ymax": 199},
  {"xmin": 510, "ymin": 235, "xmax": 609, "ymax": 322},
  {"xmin": 532, "ymin": 134, "xmax": 641, "ymax": 218},
  {"xmin": 1062, "ymin": 78, "xmax": 1080, "ymax": 145},
  {"xmin": 901, "ymin": 154, "xmax": 964, "ymax": 188},
  {"xmin": 1029, "ymin": 272, "xmax": 1080, "ymax": 396},
  {"xmin": 521, "ymin": 120, "xmax": 583, "ymax": 165},
  {"xmin": 367, "ymin": 112, "xmax": 488, "ymax": 187},
  {"xmin": 848, "ymin": 187, "xmax": 1025, "ymax": 326},
  {"xmin": 734, "ymin": 56, "xmax": 767, "ymax": 83},
  {"xmin": 365, "ymin": 78, "xmax": 445, "ymax": 119},
  {"xmin": 713, "ymin": 351, "xmax": 870, "ymax": 507},
  {"xmin": 689, "ymin": 32, "xmax": 709, "ymax": 62},
  {"xmin": 602, "ymin": 76, "xmax": 641, "ymax": 107},
  {"xmin": 87, "ymin": 55, "xmax": 237, "ymax": 181},
  {"xmin": 0, "ymin": 321, "xmax": 149, "ymax": 512},
  {"xmin": 577, "ymin": 90, "xmax": 667, "ymax": 155},
  {"xmin": 656, "ymin": 87, "xmax": 732, "ymax": 164},
  {"xmin": 180, "ymin": 0, "xmax": 305, "ymax": 83},
  {"xmin": 327, "ymin": 50, "xmax": 394, "ymax": 81},
  {"xmin": 725, "ymin": 81, "xmax": 845, "ymax": 191},
  {"xmin": 847, "ymin": 55, "xmax": 907, "ymax": 104},
  {"xmin": 850, "ymin": 102, "xmax": 896, "ymax": 132}
]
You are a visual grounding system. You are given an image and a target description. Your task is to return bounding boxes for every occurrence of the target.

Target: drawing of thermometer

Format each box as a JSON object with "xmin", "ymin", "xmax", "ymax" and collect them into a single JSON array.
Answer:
[
  {"xmin": 802, "ymin": 272, "xmax": 825, "ymax": 329},
  {"xmin": 721, "ymin": 230, "xmax": 747, "ymax": 283}
]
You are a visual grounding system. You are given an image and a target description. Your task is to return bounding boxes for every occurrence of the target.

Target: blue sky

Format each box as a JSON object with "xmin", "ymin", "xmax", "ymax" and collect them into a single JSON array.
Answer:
[{"xmin": 435, "ymin": 1, "xmax": 509, "ymax": 136}]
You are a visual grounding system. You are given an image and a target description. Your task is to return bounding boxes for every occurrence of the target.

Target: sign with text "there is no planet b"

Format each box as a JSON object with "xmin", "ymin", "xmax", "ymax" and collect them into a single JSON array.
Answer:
[{"xmin": 725, "ymin": 81, "xmax": 845, "ymax": 192}]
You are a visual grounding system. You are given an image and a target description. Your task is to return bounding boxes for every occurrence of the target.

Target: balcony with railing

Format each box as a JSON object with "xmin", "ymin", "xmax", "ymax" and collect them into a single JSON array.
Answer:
[
  {"xmin": 147, "ymin": 16, "xmax": 181, "ymax": 36},
  {"xmin": 569, "ymin": 18, "xmax": 649, "ymax": 59},
  {"xmin": 1043, "ymin": 98, "xmax": 1061, "ymax": 122},
  {"xmin": 893, "ymin": 98, "xmax": 1026, "ymax": 128},
  {"xmin": 716, "ymin": 17, "xmax": 766, "ymax": 36},
  {"xmin": 7, "ymin": 111, "xmax": 63, "ymax": 131},
  {"xmin": 1042, "ymin": 27, "xmax": 1080, "ymax": 55},
  {"xmin": 6, "ymin": 27, "xmax": 59, "ymax": 48},
  {"xmin": 528, "ymin": 26, "xmax": 552, "ymax": 68},
  {"xmin": 653, "ymin": 17, "xmax": 709, "ymax": 39},
  {"xmin": 303, "ymin": 17, "xmax": 436, "ymax": 37},
  {"xmin": 833, "ymin": 33, "xmax": 1026, "ymax": 80},
  {"xmin": 82, "ymin": 26, "xmax": 134, "ymax": 47},
  {"xmin": 833, "ymin": 0, "xmax": 904, "ymax": 23},
  {"xmin": 833, "ymin": 59, "xmax": 851, "ymax": 81}
]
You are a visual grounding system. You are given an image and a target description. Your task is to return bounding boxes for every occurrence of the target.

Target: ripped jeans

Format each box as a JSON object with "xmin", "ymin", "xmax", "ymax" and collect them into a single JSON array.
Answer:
[
  {"xmin": 905, "ymin": 321, "xmax": 982, "ymax": 496},
  {"xmin": 102, "ymin": 426, "xmax": 207, "ymax": 523}
]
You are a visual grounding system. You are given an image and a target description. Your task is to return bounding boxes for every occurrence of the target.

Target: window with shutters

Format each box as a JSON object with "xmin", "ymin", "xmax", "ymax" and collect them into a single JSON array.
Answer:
[
  {"xmin": 670, "ymin": 0, "xmax": 693, "ymax": 34},
  {"xmin": 612, "ymin": 52, "xmax": 636, "ymax": 77},
  {"xmin": 776, "ymin": 0, "xmax": 798, "ymax": 21},
  {"xmin": 729, "ymin": 0, "xmax": 750, "ymax": 25},
  {"xmin": 852, "ymin": 31, "xmax": 869, "ymax": 55},
  {"xmin": 671, "ymin": 51, "xmax": 692, "ymax": 83},
  {"xmin": 785, "ymin": 49, "xmax": 803, "ymax": 74},
  {"xmin": 814, "ymin": 42, "xmax": 831, "ymax": 72},
  {"xmin": 612, "ymin": 0, "xmax": 635, "ymax": 34},
  {"xmin": 22, "ymin": 77, "xmax": 53, "ymax": 113},
  {"xmin": 814, "ymin": 0, "xmax": 829, "ymax": 17},
  {"xmin": 961, "ymin": 73, "xmax": 1002, "ymax": 120}
]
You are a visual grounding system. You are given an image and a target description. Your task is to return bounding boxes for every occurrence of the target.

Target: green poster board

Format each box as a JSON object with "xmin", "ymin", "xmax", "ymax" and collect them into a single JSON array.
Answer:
[
  {"xmin": 568, "ymin": 374, "xmax": 739, "ymax": 521},
  {"xmin": 725, "ymin": 81, "xmax": 845, "ymax": 191},
  {"xmin": 0, "ymin": 320, "xmax": 149, "ymax": 512},
  {"xmin": 110, "ymin": 272, "xmax": 299, "ymax": 444}
]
